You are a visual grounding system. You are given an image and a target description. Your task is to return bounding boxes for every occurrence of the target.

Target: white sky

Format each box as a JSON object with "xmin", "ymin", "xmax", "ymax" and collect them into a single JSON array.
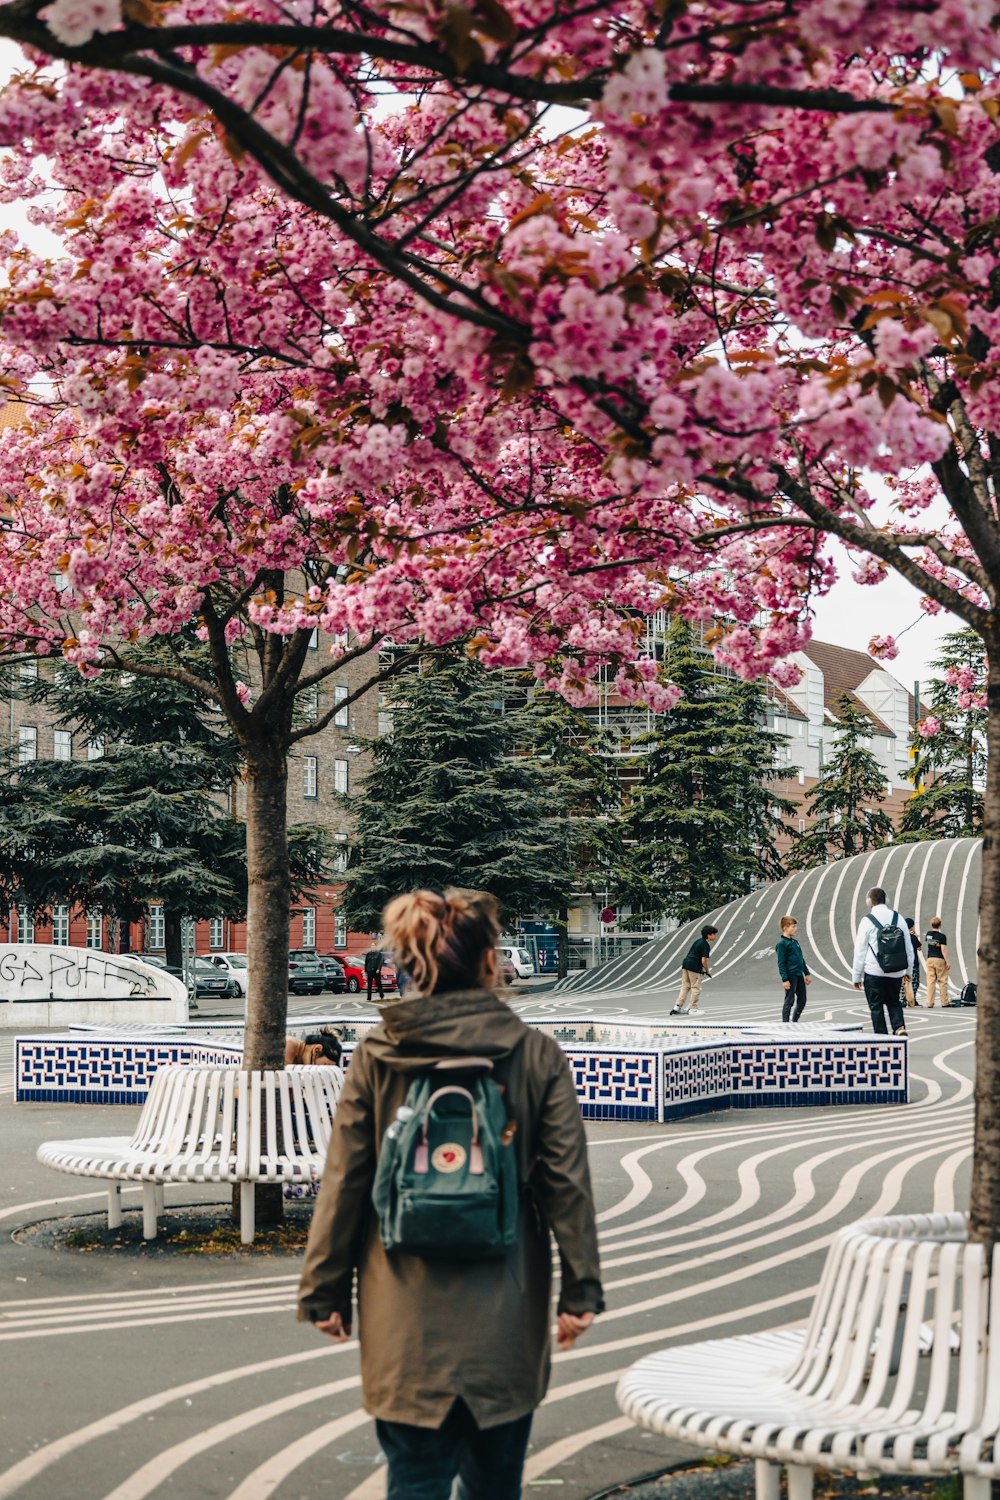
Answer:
[{"xmin": 0, "ymin": 41, "xmax": 963, "ymax": 692}]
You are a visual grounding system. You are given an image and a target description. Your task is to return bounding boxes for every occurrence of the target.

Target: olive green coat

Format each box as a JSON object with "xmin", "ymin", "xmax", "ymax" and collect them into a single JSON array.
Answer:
[{"xmin": 297, "ymin": 989, "xmax": 603, "ymax": 1428}]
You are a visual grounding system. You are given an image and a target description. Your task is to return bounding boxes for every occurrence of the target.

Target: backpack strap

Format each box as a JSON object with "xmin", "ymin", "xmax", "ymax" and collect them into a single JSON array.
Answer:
[
  {"xmin": 866, "ymin": 912, "xmax": 885, "ymax": 931},
  {"xmin": 414, "ymin": 1085, "xmax": 485, "ymax": 1176}
]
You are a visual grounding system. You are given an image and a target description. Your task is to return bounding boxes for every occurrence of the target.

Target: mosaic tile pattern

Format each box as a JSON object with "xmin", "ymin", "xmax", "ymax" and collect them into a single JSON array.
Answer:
[
  {"xmin": 18, "ymin": 1022, "xmax": 907, "ymax": 1117},
  {"xmin": 17, "ymin": 1037, "xmax": 242, "ymax": 1103}
]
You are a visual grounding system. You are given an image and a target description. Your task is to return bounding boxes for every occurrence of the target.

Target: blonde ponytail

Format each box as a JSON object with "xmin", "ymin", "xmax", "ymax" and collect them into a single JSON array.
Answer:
[{"xmin": 383, "ymin": 887, "xmax": 502, "ymax": 996}]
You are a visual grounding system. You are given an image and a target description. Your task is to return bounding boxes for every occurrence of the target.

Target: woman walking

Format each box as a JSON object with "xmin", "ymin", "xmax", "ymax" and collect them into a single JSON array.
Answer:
[{"xmin": 297, "ymin": 887, "xmax": 603, "ymax": 1500}]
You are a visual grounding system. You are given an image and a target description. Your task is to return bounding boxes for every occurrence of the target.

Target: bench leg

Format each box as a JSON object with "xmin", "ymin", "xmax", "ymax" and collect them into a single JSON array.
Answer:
[
  {"xmin": 240, "ymin": 1182, "xmax": 255, "ymax": 1245},
  {"xmin": 107, "ymin": 1183, "xmax": 122, "ymax": 1230},
  {"xmin": 755, "ymin": 1461, "xmax": 780, "ymax": 1500},
  {"xmin": 963, "ymin": 1479, "xmax": 991, "ymax": 1500},
  {"xmin": 142, "ymin": 1183, "xmax": 159, "ymax": 1241},
  {"xmin": 154, "ymin": 1184, "xmax": 165, "ymax": 1214},
  {"xmin": 787, "ymin": 1466, "xmax": 814, "ymax": 1500}
]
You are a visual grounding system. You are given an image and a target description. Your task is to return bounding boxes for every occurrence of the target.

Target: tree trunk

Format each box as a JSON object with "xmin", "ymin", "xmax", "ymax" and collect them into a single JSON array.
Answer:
[
  {"xmin": 970, "ymin": 644, "xmax": 1000, "ymax": 1257},
  {"xmin": 239, "ymin": 730, "xmax": 292, "ymax": 1228},
  {"xmin": 164, "ymin": 909, "xmax": 183, "ymax": 971},
  {"xmin": 557, "ymin": 906, "xmax": 569, "ymax": 980}
]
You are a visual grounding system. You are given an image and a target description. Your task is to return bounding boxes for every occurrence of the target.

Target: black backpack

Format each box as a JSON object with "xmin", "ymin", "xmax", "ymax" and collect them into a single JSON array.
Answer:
[
  {"xmin": 960, "ymin": 981, "xmax": 978, "ymax": 1007},
  {"xmin": 866, "ymin": 910, "xmax": 909, "ymax": 974}
]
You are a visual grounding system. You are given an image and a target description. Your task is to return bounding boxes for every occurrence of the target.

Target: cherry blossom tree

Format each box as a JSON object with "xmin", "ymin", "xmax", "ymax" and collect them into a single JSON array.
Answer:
[{"xmin": 1, "ymin": 3, "xmax": 1000, "ymax": 1239}]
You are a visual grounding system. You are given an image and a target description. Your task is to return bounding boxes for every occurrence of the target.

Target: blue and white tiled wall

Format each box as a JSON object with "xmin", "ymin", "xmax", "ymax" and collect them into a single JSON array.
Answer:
[{"xmin": 17, "ymin": 1022, "xmax": 906, "ymax": 1119}]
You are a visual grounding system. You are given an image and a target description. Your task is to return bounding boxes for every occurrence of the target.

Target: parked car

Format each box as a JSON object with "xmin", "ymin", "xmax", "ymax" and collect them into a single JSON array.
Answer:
[
  {"xmin": 205, "ymin": 952, "xmax": 248, "ymax": 997},
  {"xmin": 194, "ymin": 958, "xmax": 236, "ymax": 999},
  {"xmin": 498, "ymin": 944, "xmax": 535, "ymax": 979},
  {"xmin": 287, "ymin": 953, "xmax": 327, "ymax": 996},
  {"xmin": 288, "ymin": 950, "xmax": 346, "ymax": 995},
  {"xmin": 380, "ymin": 957, "xmax": 397, "ymax": 993},
  {"xmin": 327, "ymin": 951, "xmax": 364, "ymax": 993},
  {"xmin": 137, "ymin": 953, "xmax": 184, "ymax": 981}
]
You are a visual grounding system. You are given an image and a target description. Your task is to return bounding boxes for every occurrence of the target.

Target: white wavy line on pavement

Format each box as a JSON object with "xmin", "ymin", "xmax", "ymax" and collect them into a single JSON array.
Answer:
[
  {"xmin": 598, "ymin": 1121, "xmax": 971, "ymax": 1267},
  {"xmin": 99, "ymin": 1375, "xmax": 363, "ymax": 1500},
  {"xmin": 0, "ymin": 1271, "xmax": 297, "ymax": 1310},
  {"xmin": 933, "ymin": 1147, "xmax": 973, "ymax": 1214},
  {"xmin": 596, "ymin": 1146, "xmax": 656, "ymax": 1222},
  {"xmin": 522, "ymin": 1415, "xmax": 636, "ymax": 1484},
  {"xmin": 0, "ymin": 1298, "xmax": 299, "ymax": 1342},
  {"xmin": 599, "ymin": 1130, "xmax": 970, "ymax": 1307},
  {"xmin": 225, "ymin": 1410, "xmax": 371, "ymax": 1500},
  {"xmin": 951, "ymin": 839, "xmax": 980, "ymax": 988},
  {"xmin": 0, "ymin": 1285, "xmax": 298, "ymax": 1327},
  {"xmin": 601, "ymin": 1126, "xmax": 970, "ymax": 1283},
  {"xmin": 0, "ymin": 1347, "xmax": 347, "ymax": 1500}
]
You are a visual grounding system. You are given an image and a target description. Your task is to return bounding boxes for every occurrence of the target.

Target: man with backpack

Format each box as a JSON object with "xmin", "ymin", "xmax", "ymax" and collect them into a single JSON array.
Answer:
[{"xmin": 851, "ymin": 886, "xmax": 914, "ymax": 1036}]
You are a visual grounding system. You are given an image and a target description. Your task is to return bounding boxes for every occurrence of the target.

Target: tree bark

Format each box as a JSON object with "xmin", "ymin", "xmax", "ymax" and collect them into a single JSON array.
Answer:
[
  {"xmin": 970, "ymin": 643, "xmax": 1000, "ymax": 1258},
  {"xmin": 239, "ymin": 728, "xmax": 292, "ymax": 1228}
]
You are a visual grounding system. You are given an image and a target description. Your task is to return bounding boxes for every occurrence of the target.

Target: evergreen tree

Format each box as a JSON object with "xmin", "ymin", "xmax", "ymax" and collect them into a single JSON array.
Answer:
[
  {"xmin": 0, "ymin": 650, "xmax": 330, "ymax": 964},
  {"xmin": 341, "ymin": 657, "xmax": 578, "ymax": 932},
  {"xmin": 899, "ymin": 628, "xmax": 986, "ymax": 840},
  {"xmin": 516, "ymin": 690, "xmax": 626, "ymax": 976},
  {"xmin": 618, "ymin": 621, "xmax": 794, "ymax": 924},
  {"xmin": 786, "ymin": 694, "xmax": 894, "ymax": 869}
]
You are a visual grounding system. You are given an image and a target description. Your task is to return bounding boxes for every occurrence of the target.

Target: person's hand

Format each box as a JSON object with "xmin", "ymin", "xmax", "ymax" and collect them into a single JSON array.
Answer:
[
  {"xmin": 805, "ymin": 976, "xmax": 812, "ymax": 986},
  {"xmin": 783, "ymin": 980, "xmax": 790, "ymax": 990},
  {"xmin": 556, "ymin": 1311, "xmax": 594, "ymax": 1349},
  {"xmin": 312, "ymin": 1312, "xmax": 352, "ymax": 1342},
  {"xmin": 854, "ymin": 982, "xmax": 863, "ymax": 991},
  {"xmin": 945, "ymin": 963, "xmax": 951, "ymax": 971}
]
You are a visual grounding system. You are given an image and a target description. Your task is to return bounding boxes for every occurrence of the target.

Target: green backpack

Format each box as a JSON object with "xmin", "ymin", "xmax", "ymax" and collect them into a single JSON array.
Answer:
[{"xmin": 372, "ymin": 1064, "xmax": 520, "ymax": 1261}]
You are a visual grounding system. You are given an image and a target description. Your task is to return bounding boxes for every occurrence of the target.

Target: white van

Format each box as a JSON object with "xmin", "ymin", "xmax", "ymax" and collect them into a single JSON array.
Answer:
[
  {"xmin": 206, "ymin": 952, "xmax": 249, "ymax": 997},
  {"xmin": 499, "ymin": 944, "xmax": 535, "ymax": 979}
]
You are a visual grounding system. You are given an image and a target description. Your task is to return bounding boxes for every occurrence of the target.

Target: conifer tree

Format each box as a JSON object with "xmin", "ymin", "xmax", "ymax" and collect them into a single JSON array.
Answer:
[
  {"xmin": 786, "ymin": 694, "xmax": 894, "ymax": 870},
  {"xmin": 0, "ymin": 651, "xmax": 330, "ymax": 964},
  {"xmin": 899, "ymin": 629, "xmax": 986, "ymax": 841},
  {"xmin": 619, "ymin": 622, "xmax": 793, "ymax": 924},
  {"xmin": 341, "ymin": 657, "xmax": 578, "ymax": 933}
]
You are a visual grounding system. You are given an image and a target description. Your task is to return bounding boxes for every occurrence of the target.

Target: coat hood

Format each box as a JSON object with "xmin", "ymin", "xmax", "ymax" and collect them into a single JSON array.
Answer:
[{"xmin": 363, "ymin": 988, "xmax": 529, "ymax": 1072}]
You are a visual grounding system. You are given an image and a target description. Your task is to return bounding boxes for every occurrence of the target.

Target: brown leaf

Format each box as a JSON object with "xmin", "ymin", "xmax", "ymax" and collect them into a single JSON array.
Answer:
[
  {"xmin": 437, "ymin": 6, "xmax": 486, "ymax": 74},
  {"xmin": 472, "ymin": 0, "xmax": 516, "ymax": 45}
]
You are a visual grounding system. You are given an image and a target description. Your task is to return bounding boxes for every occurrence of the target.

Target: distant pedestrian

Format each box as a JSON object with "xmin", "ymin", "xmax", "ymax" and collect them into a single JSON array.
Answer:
[
  {"xmin": 924, "ymin": 917, "xmax": 950, "ymax": 1007},
  {"xmin": 670, "ymin": 925, "xmax": 718, "ymax": 1017},
  {"xmin": 298, "ymin": 885, "xmax": 602, "ymax": 1500},
  {"xmin": 903, "ymin": 918, "xmax": 921, "ymax": 1008},
  {"xmin": 365, "ymin": 942, "xmax": 386, "ymax": 1003},
  {"xmin": 776, "ymin": 915, "xmax": 811, "ymax": 1023},
  {"xmin": 852, "ymin": 887, "xmax": 913, "ymax": 1036}
]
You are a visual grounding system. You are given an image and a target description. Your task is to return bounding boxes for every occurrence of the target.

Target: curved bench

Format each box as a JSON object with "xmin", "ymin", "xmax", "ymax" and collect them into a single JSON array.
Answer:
[
  {"xmin": 37, "ymin": 1064, "xmax": 343, "ymax": 1243},
  {"xmin": 618, "ymin": 1212, "xmax": 995, "ymax": 1500}
]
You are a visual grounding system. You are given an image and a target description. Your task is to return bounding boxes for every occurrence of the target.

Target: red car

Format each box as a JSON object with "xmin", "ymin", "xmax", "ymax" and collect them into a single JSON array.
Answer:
[{"xmin": 328, "ymin": 952, "xmax": 397, "ymax": 994}]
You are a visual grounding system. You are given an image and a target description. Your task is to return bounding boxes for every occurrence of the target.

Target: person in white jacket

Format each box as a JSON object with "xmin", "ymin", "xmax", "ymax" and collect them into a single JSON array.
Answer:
[{"xmin": 852, "ymin": 886, "xmax": 914, "ymax": 1036}]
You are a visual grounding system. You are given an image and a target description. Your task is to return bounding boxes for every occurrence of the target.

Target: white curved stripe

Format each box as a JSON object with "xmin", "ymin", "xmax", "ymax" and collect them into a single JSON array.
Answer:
[
  {"xmin": 224, "ymin": 1410, "xmax": 370, "ymax": 1500},
  {"xmin": 950, "ymin": 838, "xmax": 980, "ymax": 987},
  {"xmin": 98, "ymin": 1375, "xmax": 362, "ymax": 1500},
  {"xmin": 596, "ymin": 1147, "xmax": 656, "ymax": 1222},
  {"xmin": 0, "ymin": 1347, "xmax": 345, "ymax": 1500},
  {"xmin": 522, "ymin": 1415, "xmax": 635, "ymax": 1482}
]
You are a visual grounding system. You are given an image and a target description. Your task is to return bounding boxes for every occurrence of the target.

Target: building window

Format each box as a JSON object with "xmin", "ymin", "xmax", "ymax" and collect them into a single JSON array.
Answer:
[
  {"xmin": 334, "ymin": 685, "xmax": 349, "ymax": 727},
  {"xmin": 308, "ymin": 627, "xmax": 318, "ymax": 650},
  {"xmin": 798, "ymin": 818, "xmax": 806, "ymax": 832},
  {"xmin": 86, "ymin": 911, "xmax": 103, "ymax": 949},
  {"xmin": 209, "ymin": 917, "xmax": 224, "ymax": 950},
  {"xmin": 19, "ymin": 659, "xmax": 37, "ymax": 682},
  {"xmin": 300, "ymin": 684, "xmax": 318, "ymax": 720},
  {"xmin": 303, "ymin": 757, "xmax": 318, "ymax": 798},
  {"xmin": 53, "ymin": 729, "xmax": 72, "ymax": 761},
  {"xmin": 334, "ymin": 759, "xmax": 348, "ymax": 794},
  {"xmin": 332, "ymin": 848, "xmax": 348, "ymax": 874},
  {"xmin": 87, "ymin": 736, "xmax": 104, "ymax": 760},
  {"xmin": 17, "ymin": 909, "xmax": 34, "ymax": 944},
  {"xmin": 302, "ymin": 908, "xmax": 316, "ymax": 948},
  {"xmin": 52, "ymin": 904, "xmax": 70, "ymax": 945},
  {"xmin": 334, "ymin": 910, "xmax": 347, "ymax": 947},
  {"xmin": 18, "ymin": 726, "xmax": 37, "ymax": 764},
  {"xmin": 149, "ymin": 904, "xmax": 165, "ymax": 950}
]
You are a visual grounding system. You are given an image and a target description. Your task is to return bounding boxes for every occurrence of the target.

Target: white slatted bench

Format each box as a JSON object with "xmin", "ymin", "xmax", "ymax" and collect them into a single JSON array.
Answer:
[
  {"xmin": 37, "ymin": 1064, "xmax": 343, "ymax": 1244},
  {"xmin": 618, "ymin": 1212, "xmax": 997, "ymax": 1500}
]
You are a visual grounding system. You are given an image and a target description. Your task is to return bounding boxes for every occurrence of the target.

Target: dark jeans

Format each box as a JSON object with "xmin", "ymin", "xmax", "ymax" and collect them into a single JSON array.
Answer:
[
  {"xmin": 376, "ymin": 1401, "xmax": 533, "ymax": 1500},
  {"xmin": 366, "ymin": 973, "xmax": 385, "ymax": 1002},
  {"xmin": 864, "ymin": 973, "xmax": 906, "ymax": 1034},
  {"xmin": 782, "ymin": 974, "xmax": 807, "ymax": 1023}
]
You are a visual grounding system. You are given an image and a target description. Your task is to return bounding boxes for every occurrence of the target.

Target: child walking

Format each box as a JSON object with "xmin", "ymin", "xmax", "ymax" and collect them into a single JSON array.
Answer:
[
  {"xmin": 670, "ymin": 925, "xmax": 718, "ymax": 1017},
  {"xmin": 776, "ymin": 915, "xmax": 811, "ymax": 1022}
]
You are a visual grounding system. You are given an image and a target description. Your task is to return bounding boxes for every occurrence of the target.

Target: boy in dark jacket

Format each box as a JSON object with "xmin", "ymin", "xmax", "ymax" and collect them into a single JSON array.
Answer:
[{"xmin": 776, "ymin": 915, "xmax": 811, "ymax": 1022}]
